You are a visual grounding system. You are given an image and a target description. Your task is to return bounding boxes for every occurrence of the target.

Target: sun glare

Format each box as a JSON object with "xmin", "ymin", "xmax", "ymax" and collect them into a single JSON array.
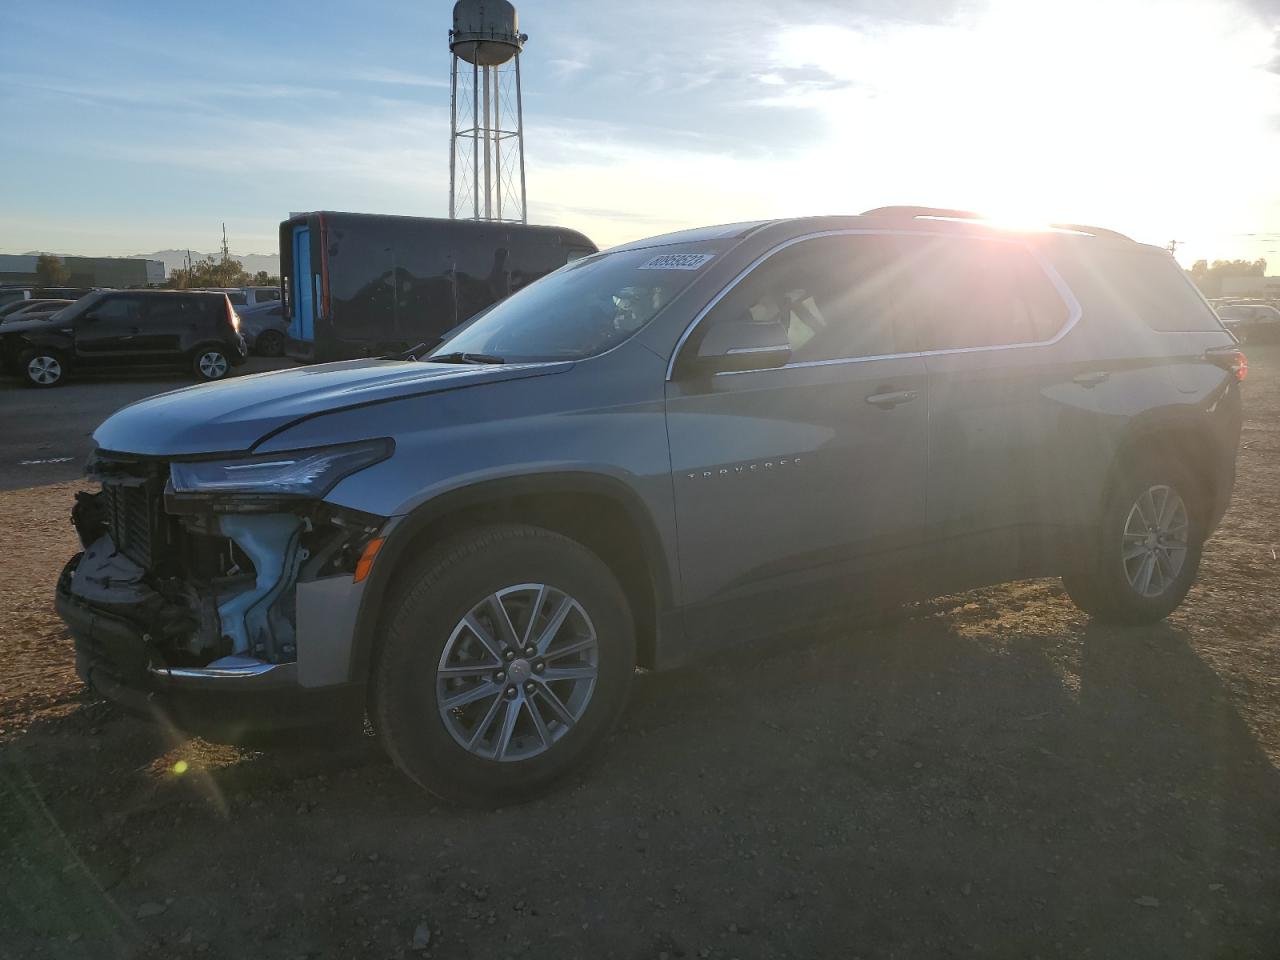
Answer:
[{"xmin": 762, "ymin": 0, "xmax": 1279, "ymax": 261}]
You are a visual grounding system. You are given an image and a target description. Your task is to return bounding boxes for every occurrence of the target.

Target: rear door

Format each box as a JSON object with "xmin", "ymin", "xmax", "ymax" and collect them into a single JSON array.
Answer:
[
  {"xmin": 291, "ymin": 225, "xmax": 316, "ymax": 343},
  {"xmin": 74, "ymin": 295, "xmax": 147, "ymax": 361},
  {"xmin": 900, "ymin": 233, "xmax": 1085, "ymax": 582},
  {"xmin": 666, "ymin": 234, "xmax": 929, "ymax": 643},
  {"xmin": 138, "ymin": 297, "xmax": 199, "ymax": 357}
]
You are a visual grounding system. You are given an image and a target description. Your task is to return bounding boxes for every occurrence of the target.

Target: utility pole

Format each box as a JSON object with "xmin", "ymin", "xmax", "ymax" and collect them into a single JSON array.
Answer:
[
  {"xmin": 220, "ymin": 223, "xmax": 231, "ymax": 263},
  {"xmin": 1167, "ymin": 239, "xmax": 1182, "ymax": 257}
]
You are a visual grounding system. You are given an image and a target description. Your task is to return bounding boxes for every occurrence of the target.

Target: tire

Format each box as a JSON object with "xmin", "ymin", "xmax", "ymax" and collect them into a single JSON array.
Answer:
[
  {"xmin": 1062, "ymin": 456, "xmax": 1205, "ymax": 624},
  {"xmin": 255, "ymin": 330, "xmax": 284, "ymax": 358},
  {"xmin": 21, "ymin": 348, "xmax": 66, "ymax": 387},
  {"xmin": 372, "ymin": 524, "xmax": 636, "ymax": 806},
  {"xmin": 192, "ymin": 346, "xmax": 231, "ymax": 381}
]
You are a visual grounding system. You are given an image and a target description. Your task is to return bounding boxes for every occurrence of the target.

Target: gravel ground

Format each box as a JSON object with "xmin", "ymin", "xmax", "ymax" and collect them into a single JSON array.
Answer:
[{"xmin": 1, "ymin": 348, "xmax": 1277, "ymax": 960}]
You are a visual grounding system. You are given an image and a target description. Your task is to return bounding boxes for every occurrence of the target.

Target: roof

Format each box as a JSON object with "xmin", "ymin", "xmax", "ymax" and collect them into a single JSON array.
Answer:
[
  {"xmin": 609, "ymin": 207, "xmax": 1144, "ymax": 255},
  {"xmin": 607, "ymin": 221, "xmax": 771, "ymax": 253}
]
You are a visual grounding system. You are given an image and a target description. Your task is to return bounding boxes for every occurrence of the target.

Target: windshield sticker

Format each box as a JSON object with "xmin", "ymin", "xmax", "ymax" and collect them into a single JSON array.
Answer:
[{"xmin": 638, "ymin": 253, "xmax": 715, "ymax": 271}]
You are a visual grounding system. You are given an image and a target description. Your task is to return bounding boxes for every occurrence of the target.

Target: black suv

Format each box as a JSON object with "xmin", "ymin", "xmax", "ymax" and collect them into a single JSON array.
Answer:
[
  {"xmin": 56, "ymin": 208, "xmax": 1244, "ymax": 804},
  {"xmin": 2, "ymin": 289, "xmax": 247, "ymax": 387}
]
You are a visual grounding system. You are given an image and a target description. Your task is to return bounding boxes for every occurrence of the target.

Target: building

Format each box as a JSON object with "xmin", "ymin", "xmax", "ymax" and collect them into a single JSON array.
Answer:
[
  {"xmin": 1220, "ymin": 275, "xmax": 1280, "ymax": 298},
  {"xmin": 0, "ymin": 253, "xmax": 166, "ymax": 288}
]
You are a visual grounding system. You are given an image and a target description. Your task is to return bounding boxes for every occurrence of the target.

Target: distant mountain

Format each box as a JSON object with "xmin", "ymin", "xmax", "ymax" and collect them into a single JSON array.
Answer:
[{"xmin": 137, "ymin": 249, "xmax": 281, "ymax": 277}]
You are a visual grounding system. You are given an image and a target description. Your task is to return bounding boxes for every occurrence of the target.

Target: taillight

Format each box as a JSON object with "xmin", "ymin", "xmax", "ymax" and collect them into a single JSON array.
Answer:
[{"xmin": 1206, "ymin": 346, "xmax": 1247, "ymax": 381}]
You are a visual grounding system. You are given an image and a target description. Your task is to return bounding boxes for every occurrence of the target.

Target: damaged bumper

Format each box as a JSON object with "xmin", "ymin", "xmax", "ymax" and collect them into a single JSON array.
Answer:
[
  {"xmin": 55, "ymin": 451, "xmax": 389, "ymax": 738},
  {"xmin": 57, "ymin": 554, "xmax": 369, "ymax": 737}
]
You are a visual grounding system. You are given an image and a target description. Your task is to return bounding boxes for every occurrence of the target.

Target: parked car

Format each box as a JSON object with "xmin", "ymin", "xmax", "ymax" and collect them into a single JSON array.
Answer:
[
  {"xmin": 192, "ymin": 286, "xmax": 280, "ymax": 307},
  {"xmin": 242, "ymin": 285, "xmax": 281, "ymax": 306},
  {"xmin": 0, "ymin": 298, "xmax": 73, "ymax": 323},
  {"xmin": 0, "ymin": 286, "xmax": 95, "ymax": 308},
  {"xmin": 1, "ymin": 289, "xmax": 246, "ymax": 387},
  {"xmin": 1215, "ymin": 302, "xmax": 1280, "ymax": 342},
  {"xmin": 0, "ymin": 299, "xmax": 44, "ymax": 320},
  {"xmin": 280, "ymin": 212, "xmax": 596, "ymax": 362},
  {"xmin": 194, "ymin": 287, "xmax": 248, "ymax": 306},
  {"xmin": 55, "ymin": 209, "xmax": 1243, "ymax": 805},
  {"xmin": 237, "ymin": 300, "xmax": 289, "ymax": 356}
]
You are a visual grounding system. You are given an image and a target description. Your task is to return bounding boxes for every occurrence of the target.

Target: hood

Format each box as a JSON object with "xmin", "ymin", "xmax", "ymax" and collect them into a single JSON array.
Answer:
[
  {"xmin": 1, "ymin": 315, "xmax": 69, "ymax": 335},
  {"xmin": 93, "ymin": 358, "xmax": 571, "ymax": 456}
]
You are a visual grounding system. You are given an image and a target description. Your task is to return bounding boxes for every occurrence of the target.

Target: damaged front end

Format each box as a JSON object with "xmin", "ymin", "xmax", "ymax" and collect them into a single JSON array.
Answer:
[{"xmin": 56, "ymin": 445, "xmax": 390, "ymax": 734}]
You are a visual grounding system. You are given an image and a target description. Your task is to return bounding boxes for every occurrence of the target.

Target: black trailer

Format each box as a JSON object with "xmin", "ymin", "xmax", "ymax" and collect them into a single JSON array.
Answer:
[{"xmin": 280, "ymin": 212, "xmax": 596, "ymax": 362}]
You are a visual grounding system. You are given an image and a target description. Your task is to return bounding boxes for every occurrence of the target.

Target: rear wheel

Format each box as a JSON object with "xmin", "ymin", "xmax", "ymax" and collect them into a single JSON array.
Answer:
[
  {"xmin": 192, "ymin": 346, "xmax": 230, "ymax": 381},
  {"xmin": 21, "ymin": 349, "xmax": 65, "ymax": 387},
  {"xmin": 372, "ymin": 524, "xmax": 636, "ymax": 806},
  {"xmin": 1063, "ymin": 457, "xmax": 1205, "ymax": 624},
  {"xmin": 255, "ymin": 330, "xmax": 284, "ymax": 357}
]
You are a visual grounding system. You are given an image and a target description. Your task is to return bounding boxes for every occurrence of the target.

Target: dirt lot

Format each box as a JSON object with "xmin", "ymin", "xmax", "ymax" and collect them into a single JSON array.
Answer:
[{"xmin": 2, "ymin": 350, "xmax": 1278, "ymax": 960}]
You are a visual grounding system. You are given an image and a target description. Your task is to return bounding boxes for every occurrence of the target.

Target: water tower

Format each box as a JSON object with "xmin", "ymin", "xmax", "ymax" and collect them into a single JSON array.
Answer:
[{"xmin": 449, "ymin": 0, "xmax": 528, "ymax": 223}]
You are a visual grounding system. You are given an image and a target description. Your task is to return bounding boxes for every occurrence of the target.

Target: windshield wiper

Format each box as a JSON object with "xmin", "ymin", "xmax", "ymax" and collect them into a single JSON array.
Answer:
[{"xmin": 426, "ymin": 351, "xmax": 506, "ymax": 365}]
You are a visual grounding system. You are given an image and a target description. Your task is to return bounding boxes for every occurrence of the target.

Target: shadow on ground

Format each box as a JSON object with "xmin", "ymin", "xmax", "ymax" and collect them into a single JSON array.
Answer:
[{"xmin": 3, "ymin": 589, "xmax": 1277, "ymax": 959}]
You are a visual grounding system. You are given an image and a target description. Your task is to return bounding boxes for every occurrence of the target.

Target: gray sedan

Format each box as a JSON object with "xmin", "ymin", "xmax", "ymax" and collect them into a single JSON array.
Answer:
[{"xmin": 236, "ymin": 301, "xmax": 289, "ymax": 357}]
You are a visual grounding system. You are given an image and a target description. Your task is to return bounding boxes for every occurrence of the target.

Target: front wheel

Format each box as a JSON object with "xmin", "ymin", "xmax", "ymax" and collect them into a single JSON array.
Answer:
[
  {"xmin": 192, "ymin": 347, "xmax": 230, "ymax": 381},
  {"xmin": 21, "ymin": 349, "xmax": 66, "ymax": 387},
  {"xmin": 372, "ymin": 524, "xmax": 636, "ymax": 806},
  {"xmin": 1063, "ymin": 458, "xmax": 1205, "ymax": 624}
]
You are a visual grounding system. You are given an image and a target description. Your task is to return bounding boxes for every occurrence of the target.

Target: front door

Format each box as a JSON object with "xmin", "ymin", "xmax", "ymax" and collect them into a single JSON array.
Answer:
[{"xmin": 665, "ymin": 234, "xmax": 929, "ymax": 646}]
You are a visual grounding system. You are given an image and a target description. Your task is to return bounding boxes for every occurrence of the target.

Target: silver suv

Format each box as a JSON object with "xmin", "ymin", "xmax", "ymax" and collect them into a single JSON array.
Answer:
[{"xmin": 56, "ymin": 208, "xmax": 1245, "ymax": 804}]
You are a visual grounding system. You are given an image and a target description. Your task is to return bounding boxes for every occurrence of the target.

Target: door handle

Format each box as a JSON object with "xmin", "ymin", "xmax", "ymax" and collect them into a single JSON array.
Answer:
[
  {"xmin": 865, "ymin": 389, "xmax": 918, "ymax": 409},
  {"xmin": 1073, "ymin": 370, "xmax": 1110, "ymax": 387}
]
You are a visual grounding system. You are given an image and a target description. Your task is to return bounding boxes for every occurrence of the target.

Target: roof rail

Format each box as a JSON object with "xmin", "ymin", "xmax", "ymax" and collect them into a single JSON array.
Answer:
[
  {"xmin": 1047, "ymin": 222, "xmax": 1133, "ymax": 242},
  {"xmin": 859, "ymin": 207, "xmax": 1133, "ymax": 242},
  {"xmin": 860, "ymin": 205, "xmax": 983, "ymax": 220}
]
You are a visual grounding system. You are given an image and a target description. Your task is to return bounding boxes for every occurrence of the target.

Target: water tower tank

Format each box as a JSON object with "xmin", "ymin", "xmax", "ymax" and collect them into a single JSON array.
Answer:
[{"xmin": 450, "ymin": 0, "xmax": 524, "ymax": 66}]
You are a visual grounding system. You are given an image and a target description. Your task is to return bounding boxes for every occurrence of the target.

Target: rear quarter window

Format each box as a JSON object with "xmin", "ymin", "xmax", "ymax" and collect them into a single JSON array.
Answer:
[{"xmin": 1100, "ymin": 248, "xmax": 1222, "ymax": 333}]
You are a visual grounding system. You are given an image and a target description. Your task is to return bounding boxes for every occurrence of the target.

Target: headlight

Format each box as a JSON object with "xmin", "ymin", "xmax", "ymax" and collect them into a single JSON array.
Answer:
[{"xmin": 169, "ymin": 439, "xmax": 393, "ymax": 497}]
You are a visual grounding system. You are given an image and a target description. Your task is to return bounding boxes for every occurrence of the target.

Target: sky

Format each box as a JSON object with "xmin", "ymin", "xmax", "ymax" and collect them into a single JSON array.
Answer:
[{"xmin": 1, "ymin": 0, "xmax": 1278, "ymax": 268}]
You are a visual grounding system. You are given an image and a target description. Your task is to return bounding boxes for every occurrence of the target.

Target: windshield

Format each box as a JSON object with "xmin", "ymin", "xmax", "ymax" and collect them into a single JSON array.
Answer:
[{"xmin": 430, "ymin": 243, "xmax": 726, "ymax": 362}]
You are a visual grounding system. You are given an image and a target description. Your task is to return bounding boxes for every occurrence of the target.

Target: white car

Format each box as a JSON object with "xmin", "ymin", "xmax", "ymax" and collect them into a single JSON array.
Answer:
[{"xmin": 196, "ymin": 286, "xmax": 280, "ymax": 307}]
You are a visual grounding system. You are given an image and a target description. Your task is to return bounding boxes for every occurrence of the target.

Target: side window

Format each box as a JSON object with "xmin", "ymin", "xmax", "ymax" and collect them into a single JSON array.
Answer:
[
  {"xmin": 88, "ymin": 296, "xmax": 145, "ymax": 326},
  {"xmin": 700, "ymin": 236, "xmax": 909, "ymax": 363},
  {"xmin": 1093, "ymin": 248, "xmax": 1222, "ymax": 332},
  {"xmin": 906, "ymin": 237, "xmax": 1068, "ymax": 350},
  {"xmin": 146, "ymin": 298, "xmax": 195, "ymax": 326}
]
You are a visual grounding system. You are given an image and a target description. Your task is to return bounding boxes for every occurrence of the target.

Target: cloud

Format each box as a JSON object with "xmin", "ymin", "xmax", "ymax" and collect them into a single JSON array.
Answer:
[
  {"xmin": 548, "ymin": 58, "xmax": 589, "ymax": 79},
  {"xmin": 352, "ymin": 67, "xmax": 448, "ymax": 89}
]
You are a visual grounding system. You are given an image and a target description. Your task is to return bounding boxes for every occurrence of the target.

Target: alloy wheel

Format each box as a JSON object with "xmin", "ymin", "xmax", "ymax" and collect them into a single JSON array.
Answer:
[
  {"xmin": 198, "ymin": 351, "xmax": 228, "ymax": 378},
  {"xmin": 436, "ymin": 584, "xmax": 599, "ymax": 762},
  {"xmin": 27, "ymin": 355, "xmax": 61, "ymax": 385},
  {"xmin": 1122, "ymin": 484, "xmax": 1189, "ymax": 597}
]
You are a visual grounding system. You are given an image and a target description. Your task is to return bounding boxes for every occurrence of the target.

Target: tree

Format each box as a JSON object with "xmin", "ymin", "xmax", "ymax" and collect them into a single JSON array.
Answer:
[
  {"xmin": 1187, "ymin": 258, "xmax": 1267, "ymax": 298},
  {"xmin": 35, "ymin": 253, "xmax": 71, "ymax": 287},
  {"xmin": 168, "ymin": 255, "xmax": 251, "ymax": 289},
  {"xmin": 251, "ymin": 270, "xmax": 280, "ymax": 286}
]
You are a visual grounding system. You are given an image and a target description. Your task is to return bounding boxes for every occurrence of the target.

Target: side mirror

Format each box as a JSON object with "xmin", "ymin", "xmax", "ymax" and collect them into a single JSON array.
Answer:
[{"xmin": 686, "ymin": 317, "xmax": 791, "ymax": 374}]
